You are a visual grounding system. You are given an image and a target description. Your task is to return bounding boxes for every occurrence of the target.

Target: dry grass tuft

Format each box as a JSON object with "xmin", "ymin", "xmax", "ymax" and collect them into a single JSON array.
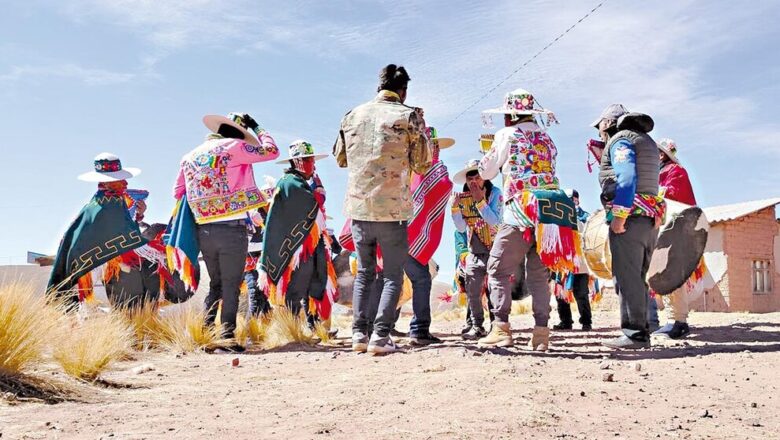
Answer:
[
  {"xmin": 511, "ymin": 299, "xmax": 532, "ymax": 316},
  {"xmin": 262, "ymin": 308, "xmax": 314, "ymax": 349},
  {"xmin": 432, "ymin": 307, "xmax": 466, "ymax": 322},
  {"xmin": 0, "ymin": 282, "xmax": 62, "ymax": 378},
  {"xmin": 153, "ymin": 305, "xmax": 225, "ymax": 353},
  {"xmin": 235, "ymin": 315, "xmax": 270, "ymax": 348},
  {"xmin": 122, "ymin": 302, "xmax": 164, "ymax": 350},
  {"xmin": 312, "ymin": 320, "xmax": 333, "ymax": 345},
  {"xmin": 53, "ymin": 311, "xmax": 133, "ymax": 381}
]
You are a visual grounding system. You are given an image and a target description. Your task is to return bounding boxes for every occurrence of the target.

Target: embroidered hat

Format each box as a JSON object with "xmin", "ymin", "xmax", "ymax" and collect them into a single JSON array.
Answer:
[
  {"xmin": 483, "ymin": 88, "xmax": 556, "ymax": 117},
  {"xmin": 275, "ymin": 140, "xmax": 329, "ymax": 164},
  {"xmin": 77, "ymin": 152, "xmax": 141, "ymax": 182},
  {"xmin": 590, "ymin": 103, "xmax": 629, "ymax": 128},
  {"xmin": 203, "ymin": 112, "xmax": 260, "ymax": 147},
  {"xmin": 657, "ymin": 138, "xmax": 680, "ymax": 164},
  {"xmin": 453, "ymin": 159, "xmax": 482, "ymax": 184},
  {"xmin": 428, "ymin": 126, "xmax": 455, "ymax": 149}
]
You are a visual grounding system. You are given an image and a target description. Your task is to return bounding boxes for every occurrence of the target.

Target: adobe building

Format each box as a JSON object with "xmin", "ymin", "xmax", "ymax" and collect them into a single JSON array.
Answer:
[{"xmin": 693, "ymin": 198, "xmax": 780, "ymax": 313}]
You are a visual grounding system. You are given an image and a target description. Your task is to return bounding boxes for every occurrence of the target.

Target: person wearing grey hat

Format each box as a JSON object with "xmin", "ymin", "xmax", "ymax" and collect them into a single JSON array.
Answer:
[{"xmin": 592, "ymin": 104, "xmax": 664, "ymax": 349}]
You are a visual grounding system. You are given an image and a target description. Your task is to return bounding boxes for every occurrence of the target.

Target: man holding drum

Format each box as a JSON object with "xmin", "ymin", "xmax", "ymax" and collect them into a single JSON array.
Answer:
[{"xmin": 592, "ymin": 104, "xmax": 666, "ymax": 349}]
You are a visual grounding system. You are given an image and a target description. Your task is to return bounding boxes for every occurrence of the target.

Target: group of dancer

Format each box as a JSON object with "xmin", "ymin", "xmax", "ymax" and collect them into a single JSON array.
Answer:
[{"xmin": 47, "ymin": 63, "xmax": 701, "ymax": 355}]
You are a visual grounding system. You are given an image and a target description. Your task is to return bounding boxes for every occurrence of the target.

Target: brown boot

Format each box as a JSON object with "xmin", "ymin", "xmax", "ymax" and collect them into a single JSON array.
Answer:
[
  {"xmin": 477, "ymin": 322, "xmax": 513, "ymax": 348},
  {"xmin": 528, "ymin": 326, "xmax": 550, "ymax": 351}
]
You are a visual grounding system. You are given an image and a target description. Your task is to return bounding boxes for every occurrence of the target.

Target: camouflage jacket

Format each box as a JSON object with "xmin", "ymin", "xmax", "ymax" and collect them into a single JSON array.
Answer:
[{"xmin": 333, "ymin": 91, "xmax": 432, "ymax": 221}]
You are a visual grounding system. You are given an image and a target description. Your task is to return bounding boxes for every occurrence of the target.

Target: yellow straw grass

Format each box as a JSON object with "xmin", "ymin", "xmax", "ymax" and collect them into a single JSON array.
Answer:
[
  {"xmin": 0, "ymin": 282, "xmax": 63, "ymax": 378},
  {"xmin": 153, "ymin": 304, "xmax": 225, "ymax": 353},
  {"xmin": 235, "ymin": 315, "xmax": 270, "ymax": 348},
  {"xmin": 262, "ymin": 308, "xmax": 314, "ymax": 350},
  {"xmin": 53, "ymin": 310, "xmax": 133, "ymax": 381},
  {"xmin": 121, "ymin": 302, "xmax": 164, "ymax": 350}
]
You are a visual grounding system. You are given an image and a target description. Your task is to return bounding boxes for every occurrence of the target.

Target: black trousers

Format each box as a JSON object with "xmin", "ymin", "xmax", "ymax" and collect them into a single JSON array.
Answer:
[
  {"xmin": 198, "ymin": 221, "xmax": 248, "ymax": 339},
  {"xmin": 555, "ymin": 273, "xmax": 592, "ymax": 326}
]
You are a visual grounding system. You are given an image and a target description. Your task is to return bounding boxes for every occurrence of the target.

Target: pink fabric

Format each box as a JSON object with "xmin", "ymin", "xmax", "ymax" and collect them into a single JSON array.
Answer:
[
  {"xmin": 173, "ymin": 132, "xmax": 279, "ymax": 223},
  {"xmin": 660, "ymin": 162, "xmax": 697, "ymax": 206},
  {"xmin": 407, "ymin": 160, "xmax": 452, "ymax": 265}
]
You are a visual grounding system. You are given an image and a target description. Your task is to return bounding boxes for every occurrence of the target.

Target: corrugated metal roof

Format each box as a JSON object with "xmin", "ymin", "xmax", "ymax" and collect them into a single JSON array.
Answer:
[{"xmin": 703, "ymin": 197, "xmax": 780, "ymax": 224}]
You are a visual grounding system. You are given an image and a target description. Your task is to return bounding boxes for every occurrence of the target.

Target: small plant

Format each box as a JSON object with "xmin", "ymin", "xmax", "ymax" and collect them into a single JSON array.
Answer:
[
  {"xmin": 53, "ymin": 310, "xmax": 133, "ymax": 381},
  {"xmin": 263, "ymin": 308, "xmax": 314, "ymax": 349},
  {"xmin": 153, "ymin": 304, "xmax": 225, "ymax": 353},
  {"xmin": 122, "ymin": 302, "xmax": 163, "ymax": 350}
]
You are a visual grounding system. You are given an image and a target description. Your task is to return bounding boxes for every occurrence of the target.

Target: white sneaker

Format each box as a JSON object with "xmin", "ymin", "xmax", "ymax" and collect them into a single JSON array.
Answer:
[
  {"xmin": 367, "ymin": 333, "xmax": 398, "ymax": 355},
  {"xmin": 352, "ymin": 331, "xmax": 368, "ymax": 353}
]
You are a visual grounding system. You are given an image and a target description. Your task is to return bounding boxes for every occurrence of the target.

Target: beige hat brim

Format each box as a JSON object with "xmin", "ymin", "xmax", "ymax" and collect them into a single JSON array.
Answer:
[
  {"xmin": 203, "ymin": 115, "xmax": 260, "ymax": 147},
  {"xmin": 453, "ymin": 166, "xmax": 479, "ymax": 184},
  {"xmin": 78, "ymin": 167, "xmax": 141, "ymax": 182},
  {"xmin": 433, "ymin": 137, "xmax": 455, "ymax": 149},
  {"xmin": 275, "ymin": 153, "xmax": 329, "ymax": 165},
  {"xmin": 657, "ymin": 145, "xmax": 680, "ymax": 165}
]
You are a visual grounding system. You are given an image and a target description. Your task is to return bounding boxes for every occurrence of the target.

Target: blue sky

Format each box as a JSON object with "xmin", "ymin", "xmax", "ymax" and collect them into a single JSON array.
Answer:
[{"xmin": 1, "ymin": 1, "xmax": 779, "ymax": 281}]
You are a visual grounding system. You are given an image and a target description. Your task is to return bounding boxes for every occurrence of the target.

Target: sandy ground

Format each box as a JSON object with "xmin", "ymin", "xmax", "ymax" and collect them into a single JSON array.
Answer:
[{"xmin": 1, "ymin": 309, "xmax": 779, "ymax": 440}]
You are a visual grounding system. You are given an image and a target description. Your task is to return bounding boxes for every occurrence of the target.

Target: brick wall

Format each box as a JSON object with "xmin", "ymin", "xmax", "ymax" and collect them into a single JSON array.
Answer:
[{"xmin": 721, "ymin": 208, "xmax": 780, "ymax": 312}]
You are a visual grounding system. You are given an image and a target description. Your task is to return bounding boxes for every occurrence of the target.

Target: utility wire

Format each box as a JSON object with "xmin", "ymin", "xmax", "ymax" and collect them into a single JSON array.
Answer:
[{"xmin": 443, "ymin": 0, "xmax": 608, "ymax": 128}]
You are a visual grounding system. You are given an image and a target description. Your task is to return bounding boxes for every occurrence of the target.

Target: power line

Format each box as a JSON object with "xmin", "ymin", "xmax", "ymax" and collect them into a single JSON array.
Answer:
[{"xmin": 443, "ymin": 0, "xmax": 608, "ymax": 128}]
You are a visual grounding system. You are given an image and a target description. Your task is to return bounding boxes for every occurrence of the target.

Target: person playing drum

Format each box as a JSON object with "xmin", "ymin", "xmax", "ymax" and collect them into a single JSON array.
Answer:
[
  {"xmin": 650, "ymin": 138, "xmax": 700, "ymax": 339},
  {"xmin": 592, "ymin": 104, "xmax": 665, "ymax": 349}
]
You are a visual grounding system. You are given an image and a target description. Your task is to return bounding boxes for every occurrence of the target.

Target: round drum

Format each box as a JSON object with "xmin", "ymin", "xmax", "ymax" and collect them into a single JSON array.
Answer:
[
  {"xmin": 582, "ymin": 209, "xmax": 612, "ymax": 279},
  {"xmin": 647, "ymin": 200, "xmax": 709, "ymax": 295}
]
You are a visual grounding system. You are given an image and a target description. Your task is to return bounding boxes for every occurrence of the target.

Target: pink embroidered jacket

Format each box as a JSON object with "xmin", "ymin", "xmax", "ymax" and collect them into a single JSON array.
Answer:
[{"xmin": 173, "ymin": 132, "xmax": 279, "ymax": 224}]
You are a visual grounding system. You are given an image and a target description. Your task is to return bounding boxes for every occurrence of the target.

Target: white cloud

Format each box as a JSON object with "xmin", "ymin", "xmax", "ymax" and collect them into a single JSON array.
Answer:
[{"xmin": 0, "ymin": 63, "xmax": 135, "ymax": 85}]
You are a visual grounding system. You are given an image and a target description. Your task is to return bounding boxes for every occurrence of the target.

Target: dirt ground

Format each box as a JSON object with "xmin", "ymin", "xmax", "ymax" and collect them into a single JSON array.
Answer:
[{"xmin": 1, "ymin": 309, "xmax": 779, "ymax": 440}]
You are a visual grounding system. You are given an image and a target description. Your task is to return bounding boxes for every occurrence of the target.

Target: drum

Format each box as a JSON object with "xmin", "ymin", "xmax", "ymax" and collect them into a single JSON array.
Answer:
[
  {"xmin": 647, "ymin": 200, "xmax": 709, "ymax": 295},
  {"xmin": 582, "ymin": 209, "xmax": 612, "ymax": 279}
]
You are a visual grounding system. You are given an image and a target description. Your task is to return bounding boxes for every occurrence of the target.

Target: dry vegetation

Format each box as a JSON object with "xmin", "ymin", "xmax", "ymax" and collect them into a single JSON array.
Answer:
[{"xmin": 53, "ymin": 311, "xmax": 133, "ymax": 381}]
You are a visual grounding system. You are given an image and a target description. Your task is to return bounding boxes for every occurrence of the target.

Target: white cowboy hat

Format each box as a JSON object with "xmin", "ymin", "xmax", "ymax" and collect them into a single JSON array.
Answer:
[
  {"xmin": 275, "ymin": 140, "xmax": 329, "ymax": 164},
  {"xmin": 203, "ymin": 112, "xmax": 260, "ymax": 147},
  {"xmin": 433, "ymin": 137, "xmax": 455, "ymax": 149},
  {"xmin": 77, "ymin": 153, "xmax": 141, "ymax": 182},
  {"xmin": 452, "ymin": 159, "xmax": 481, "ymax": 184},
  {"xmin": 657, "ymin": 138, "xmax": 680, "ymax": 164},
  {"xmin": 482, "ymin": 88, "xmax": 555, "ymax": 117}
]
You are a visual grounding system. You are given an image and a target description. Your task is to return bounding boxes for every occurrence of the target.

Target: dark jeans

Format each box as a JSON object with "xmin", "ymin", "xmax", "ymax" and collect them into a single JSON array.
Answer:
[
  {"xmin": 104, "ymin": 259, "xmax": 160, "ymax": 309},
  {"xmin": 351, "ymin": 220, "xmax": 408, "ymax": 338},
  {"xmin": 610, "ymin": 216, "xmax": 657, "ymax": 341},
  {"xmin": 406, "ymin": 256, "xmax": 432, "ymax": 336},
  {"xmin": 244, "ymin": 269, "xmax": 271, "ymax": 317},
  {"xmin": 556, "ymin": 273, "xmax": 592, "ymax": 326},
  {"xmin": 198, "ymin": 221, "xmax": 248, "ymax": 339}
]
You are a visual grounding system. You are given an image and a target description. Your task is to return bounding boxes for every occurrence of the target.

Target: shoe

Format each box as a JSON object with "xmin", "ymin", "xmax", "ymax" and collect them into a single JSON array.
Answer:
[
  {"xmin": 352, "ymin": 331, "xmax": 368, "ymax": 353},
  {"xmin": 477, "ymin": 322, "xmax": 513, "ymax": 348},
  {"xmin": 667, "ymin": 321, "xmax": 690, "ymax": 339},
  {"xmin": 389, "ymin": 328, "xmax": 408, "ymax": 338},
  {"xmin": 462, "ymin": 325, "xmax": 487, "ymax": 341},
  {"xmin": 367, "ymin": 334, "xmax": 398, "ymax": 355},
  {"xmin": 602, "ymin": 335, "xmax": 650, "ymax": 350},
  {"xmin": 528, "ymin": 326, "xmax": 550, "ymax": 351},
  {"xmin": 409, "ymin": 332, "xmax": 442, "ymax": 346},
  {"xmin": 327, "ymin": 328, "xmax": 339, "ymax": 338},
  {"xmin": 581, "ymin": 323, "xmax": 593, "ymax": 331},
  {"xmin": 553, "ymin": 322, "xmax": 573, "ymax": 330},
  {"xmin": 652, "ymin": 323, "xmax": 675, "ymax": 338},
  {"xmin": 460, "ymin": 325, "xmax": 473, "ymax": 335},
  {"xmin": 211, "ymin": 344, "xmax": 246, "ymax": 354},
  {"xmin": 648, "ymin": 323, "xmax": 661, "ymax": 333}
]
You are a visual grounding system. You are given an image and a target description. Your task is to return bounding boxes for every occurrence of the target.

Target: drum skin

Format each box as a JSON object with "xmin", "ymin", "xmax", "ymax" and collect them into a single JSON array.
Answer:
[
  {"xmin": 647, "ymin": 201, "xmax": 709, "ymax": 295},
  {"xmin": 582, "ymin": 209, "xmax": 613, "ymax": 279}
]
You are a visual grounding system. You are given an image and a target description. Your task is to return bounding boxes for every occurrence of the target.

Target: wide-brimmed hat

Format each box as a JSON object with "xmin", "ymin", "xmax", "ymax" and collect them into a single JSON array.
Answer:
[
  {"xmin": 428, "ymin": 126, "xmax": 455, "ymax": 149},
  {"xmin": 77, "ymin": 153, "xmax": 141, "ymax": 182},
  {"xmin": 452, "ymin": 159, "xmax": 481, "ymax": 184},
  {"xmin": 657, "ymin": 138, "xmax": 680, "ymax": 164},
  {"xmin": 203, "ymin": 112, "xmax": 260, "ymax": 147},
  {"xmin": 275, "ymin": 140, "xmax": 329, "ymax": 164},
  {"xmin": 590, "ymin": 103, "xmax": 629, "ymax": 128},
  {"xmin": 483, "ymin": 88, "xmax": 555, "ymax": 117}
]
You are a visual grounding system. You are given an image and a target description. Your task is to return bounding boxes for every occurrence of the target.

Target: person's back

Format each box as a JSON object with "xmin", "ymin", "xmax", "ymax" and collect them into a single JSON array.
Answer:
[{"xmin": 336, "ymin": 91, "xmax": 430, "ymax": 221}]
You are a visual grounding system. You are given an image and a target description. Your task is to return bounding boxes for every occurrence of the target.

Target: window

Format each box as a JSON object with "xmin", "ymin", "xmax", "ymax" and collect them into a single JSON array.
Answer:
[{"xmin": 752, "ymin": 260, "xmax": 773, "ymax": 294}]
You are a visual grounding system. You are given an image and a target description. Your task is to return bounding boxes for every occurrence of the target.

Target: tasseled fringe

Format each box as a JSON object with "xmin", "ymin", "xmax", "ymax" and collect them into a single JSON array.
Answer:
[
  {"xmin": 535, "ymin": 223, "xmax": 583, "ymax": 273},
  {"xmin": 166, "ymin": 246, "xmax": 198, "ymax": 292},
  {"xmin": 77, "ymin": 273, "xmax": 94, "ymax": 302}
]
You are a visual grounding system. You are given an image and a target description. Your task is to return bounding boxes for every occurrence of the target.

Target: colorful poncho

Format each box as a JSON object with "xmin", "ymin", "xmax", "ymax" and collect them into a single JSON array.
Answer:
[
  {"xmin": 407, "ymin": 159, "xmax": 452, "ymax": 266},
  {"xmin": 47, "ymin": 190, "xmax": 147, "ymax": 304},
  {"xmin": 258, "ymin": 172, "xmax": 338, "ymax": 320},
  {"xmin": 507, "ymin": 189, "xmax": 584, "ymax": 273},
  {"xmin": 164, "ymin": 197, "xmax": 201, "ymax": 293}
]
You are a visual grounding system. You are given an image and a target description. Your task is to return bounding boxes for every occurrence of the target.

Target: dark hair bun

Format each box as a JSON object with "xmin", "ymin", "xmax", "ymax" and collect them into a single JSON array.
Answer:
[{"xmin": 378, "ymin": 64, "xmax": 410, "ymax": 92}]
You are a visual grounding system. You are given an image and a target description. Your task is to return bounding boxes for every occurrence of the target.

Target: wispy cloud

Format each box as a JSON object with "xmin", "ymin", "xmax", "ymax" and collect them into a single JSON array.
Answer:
[{"xmin": 0, "ymin": 63, "xmax": 135, "ymax": 85}]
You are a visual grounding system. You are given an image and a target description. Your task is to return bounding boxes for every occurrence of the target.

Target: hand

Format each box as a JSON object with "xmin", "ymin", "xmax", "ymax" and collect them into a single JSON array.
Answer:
[
  {"xmin": 450, "ymin": 192, "xmax": 460, "ymax": 209},
  {"xmin": 610, "ymin": 216, "xmax": 627, "ymax": 234},
  {"xmin": 135, "ymin": 200, "xmax": 147, "ymax": 217},
  {"xmin": 654, "ymin": 215, "xmax": 663, "ymax": 229},
  {"xmin": 241, "ymin": 114, "xmax": 259, "ymax": 131},
  {"xmin": 469, "ymin": 181, "xmax": 485, "ymax": 202}
]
